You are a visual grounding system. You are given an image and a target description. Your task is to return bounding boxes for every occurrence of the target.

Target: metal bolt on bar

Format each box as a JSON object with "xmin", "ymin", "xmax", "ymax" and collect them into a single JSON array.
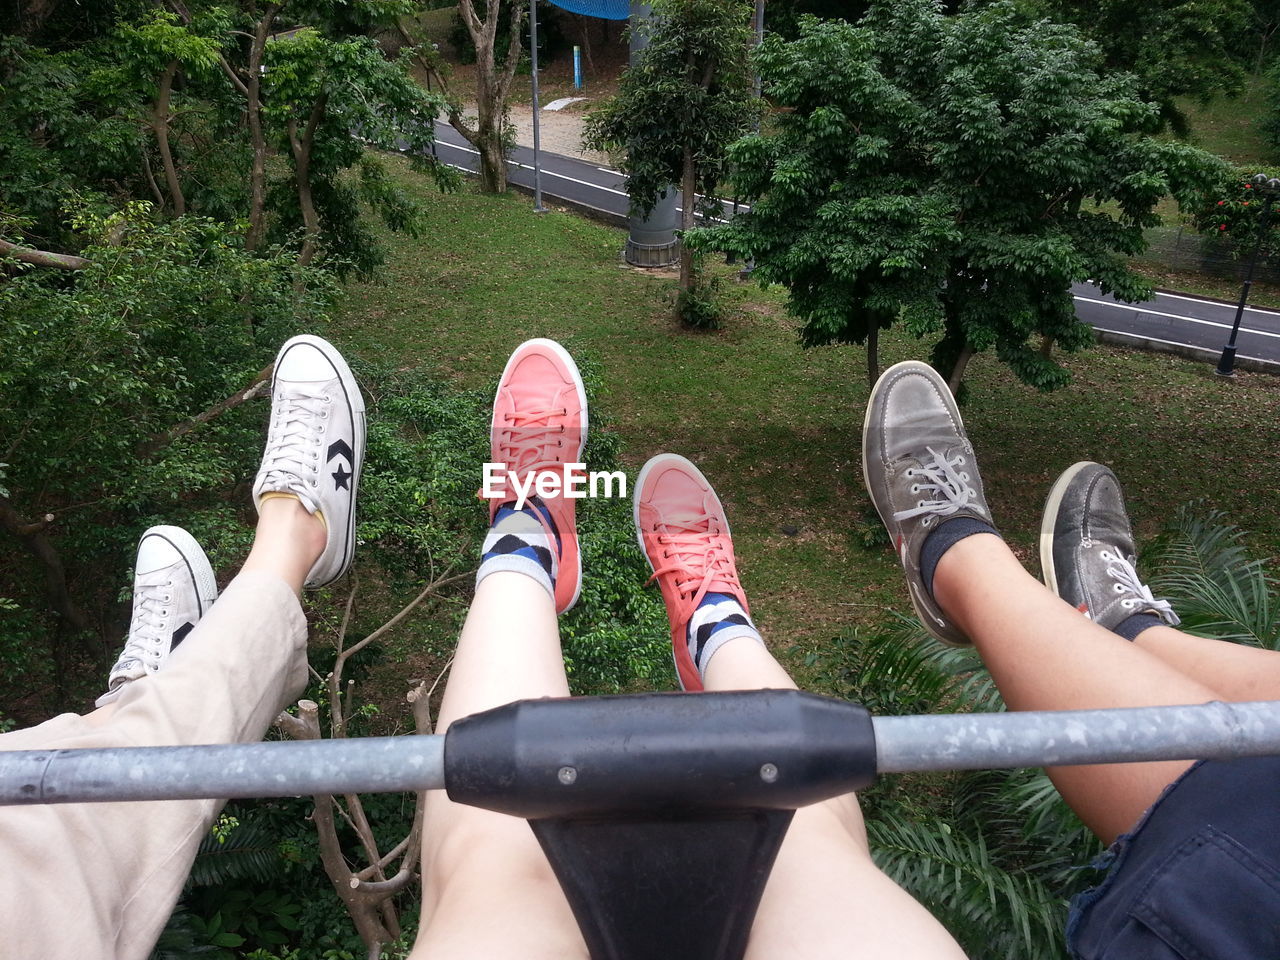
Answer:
[{"xmin": 1, "ymin": 700, "xmax": 1279, "ymax": 806}]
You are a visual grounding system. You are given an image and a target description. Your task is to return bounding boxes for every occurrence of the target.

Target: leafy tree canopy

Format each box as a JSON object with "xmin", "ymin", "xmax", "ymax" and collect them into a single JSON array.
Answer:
[
  {"xmin": 695, "ymin": 2, "xmax": 1227, "ymax": 389},
  {"xmin": 1031, "ymin": 0, "xmax": 1253, "ymax": 134},
  {"xmin": 583, "ymin": 0, "xmax": 762, "ymax": 318}
]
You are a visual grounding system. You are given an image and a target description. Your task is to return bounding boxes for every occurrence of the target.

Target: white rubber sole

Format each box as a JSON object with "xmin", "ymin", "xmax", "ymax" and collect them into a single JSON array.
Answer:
[
  {"xmin": 492, "ymin": 338, "xmax": 588, "ymax": 611},
  {"xmin": 1038, "ymin": 460, "xmax": 1099, "ymax": 598},
  {"xmin": 139, "ymin": 524, "xmax": 218, "ymax": 616}
]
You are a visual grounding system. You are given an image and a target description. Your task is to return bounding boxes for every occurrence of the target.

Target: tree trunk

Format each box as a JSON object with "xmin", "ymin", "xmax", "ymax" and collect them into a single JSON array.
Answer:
[
  {"xmin": 947, "ymin": 343, "xmax": 974, "ymax": 395},
  {"xmin": 15, "ymin": 0, "xmax": 59, "ymax": 37},
  {"xmin": 289, "ymin": 93, "xmax": 327, "ymax": 269},
  {"xmin": 0, "ymin": 238, "xmax": 90, "ymax": 270},
  {"xmin": 152, "ymin": 59, "xmax": 185, "ymax": 216},
  {"xmin": 0, "ymin": 496, "xmax": 94, "ymax": 641},
  {"xmin": 455, "ymin": 0, "xmax": 523, "ymax": 193},
  {"xmin": 866, "ymin": 323, "xmax": 880, "ymax": 388},
  {"xmin": 1258, "ymin": 24, "xmax": 1278, "ymax": 74},
  {"xmin": 245, "ymin": 5, "xmax": 283, "ymax": 251},
  {"xmin": 576, "ymin": 14, "xmax": 595, "ymax": 75},
  {"xmin": 678, "ymin": 145, "xmax": 696, "ymax": 299}
]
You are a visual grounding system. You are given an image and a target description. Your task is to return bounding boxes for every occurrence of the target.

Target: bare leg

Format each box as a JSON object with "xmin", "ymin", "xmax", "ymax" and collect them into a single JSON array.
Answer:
[
  {"xmin": 1135, "ymin": 625, "xmax": 1280, "ymax": 701},
  {"xmin": 932, "ymin": 534, "xmax": 1223, "ymax": 843},
  {"xmin": 413, "ymin": 339, "xmax": 591, "ymax": 959},
  {"xmin": 411, "ymin": 574, "xmax": 586, "ymax": 960},
  {"xmin": 705, "ymin": 638, "xmax": 966, "ymax": 960},
  {"xmin": 240, "ymin": 496, "xmax": 327, "ymax": 596}
]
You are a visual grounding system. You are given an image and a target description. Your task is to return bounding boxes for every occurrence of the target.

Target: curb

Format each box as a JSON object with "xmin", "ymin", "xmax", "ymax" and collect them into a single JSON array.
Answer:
[{"xmin": 1093, "ymin": 328, "xmax": 1280, "ymax": 375}]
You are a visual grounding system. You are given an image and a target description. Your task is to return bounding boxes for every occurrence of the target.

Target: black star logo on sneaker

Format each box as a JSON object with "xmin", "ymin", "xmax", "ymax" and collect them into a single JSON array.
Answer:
[{"xmin": 333, "ymin": 464, "xmax": 351, "ymax": 490}]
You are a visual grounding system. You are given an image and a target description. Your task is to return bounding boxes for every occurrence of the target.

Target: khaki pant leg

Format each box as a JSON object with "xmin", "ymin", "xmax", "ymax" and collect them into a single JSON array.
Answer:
[{"xmin": 0, "ymin": 572, "xmax": 309, "ymax": 960}]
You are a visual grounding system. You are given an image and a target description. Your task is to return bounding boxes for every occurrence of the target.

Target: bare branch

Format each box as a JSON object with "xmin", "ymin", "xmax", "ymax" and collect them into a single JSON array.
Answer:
[
  {"xmin": 140, "ymin": 364, "xmax": 272, "ymax": 457},
  {"xmin": 338, "ymin": 569, "xmax": 470, "ymax": 664},
  {"xmin": 330, "ymin": 580, "xmax": 359, "ymax": 738},
  {"xmin": 350, "ymin": 864, "xmax": 415, "ymax": 896}
]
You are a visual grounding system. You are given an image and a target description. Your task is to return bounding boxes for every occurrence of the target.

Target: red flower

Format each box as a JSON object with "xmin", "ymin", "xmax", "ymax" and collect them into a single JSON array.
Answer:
[
  {"xmin": 1244, "ymin": 201, "xmax": 1251, "ymax": 206},
  {"xmin": 1218, "ymin": 200, "xmax": 1226, "ymax": 206},
  {"xmin": 1221, "ymin": 224, "xmax": 1228, "ymax": 231},
  {"xmin": 1246, "ymin": 183, "xmax": 1253, "ymax": 189}
]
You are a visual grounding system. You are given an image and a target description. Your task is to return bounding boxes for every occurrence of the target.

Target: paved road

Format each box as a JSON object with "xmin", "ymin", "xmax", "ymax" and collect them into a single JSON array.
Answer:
[{"xmin": 429, "ymin": 122, "xmax": 1280, "ymax": 369}]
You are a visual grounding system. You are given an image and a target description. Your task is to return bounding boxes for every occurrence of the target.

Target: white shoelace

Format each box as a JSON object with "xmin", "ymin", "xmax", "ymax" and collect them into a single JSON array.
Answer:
[
  {"xmin": 109, "ymin": 576, "xmax": 172, "ymax": 681},
  {"xmin": 1099, "ymin": 549, "xmax": 1179, "ymax": 623},
  {"xmin": 257, "ymin": 387, "xmax": 328, "ymax": 512},
  {"xmin": 892, "ymin": 447, "xmax": 977, "ymax": 522}
]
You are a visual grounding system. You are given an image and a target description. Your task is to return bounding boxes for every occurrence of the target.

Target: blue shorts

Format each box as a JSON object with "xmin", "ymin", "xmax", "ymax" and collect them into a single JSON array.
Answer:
[{"xmin": 1066, "ymin": 755, "xmax": 1280, "ymax": 959}]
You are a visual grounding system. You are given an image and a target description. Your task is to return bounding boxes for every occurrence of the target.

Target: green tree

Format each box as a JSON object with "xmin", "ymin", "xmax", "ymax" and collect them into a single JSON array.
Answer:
[
  {"xmin": 1035, "ymin": 0, "xmax": 1252, "ymax": 135},
  {"xmin": 0, "ymin": 205, "xmax": 327, "ymax": 693},
  {"xmin": 695, "ymin": 4, "xmax": 1226, "ymax": 389},
  {"xmin": 0, "ymin": 2, "xmax": 452, "ymax": 271},
  {"xmin": 1189, "ymin": 166, "xmax": 1280, "ymax": 268},
  {"xmin": 583, "ymin": 0, "xmax": 762, "ymax": 321},
  {"xmin": 398, "ymin": 0, "xmax": 528, "ymax": 193}
]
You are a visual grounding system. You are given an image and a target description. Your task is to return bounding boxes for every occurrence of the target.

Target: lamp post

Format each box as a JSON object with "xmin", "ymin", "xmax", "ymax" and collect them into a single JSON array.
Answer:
[
  {"xmin": 1216, "ymin": 173, "xmax": 1280, "ymax": 377},
  {"xmin": 530, "ymin": 0, "xmax": 545, "ymax": 213}
]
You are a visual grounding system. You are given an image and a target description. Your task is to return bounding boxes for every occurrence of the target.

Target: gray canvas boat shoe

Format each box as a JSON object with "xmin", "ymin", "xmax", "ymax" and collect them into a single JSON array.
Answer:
[{"xmin": 862, "ymin": 361, "xmax": 994, "ymax": 646}]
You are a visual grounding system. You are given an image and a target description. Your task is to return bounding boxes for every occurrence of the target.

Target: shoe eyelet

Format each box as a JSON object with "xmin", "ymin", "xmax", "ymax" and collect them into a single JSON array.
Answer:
[
  {"xmin": 960, "ymin": 472, "xmax": 969, "ymax": 481},
  {"xmin": 1113, "ymin": 584, "xmax": 1124, "ymax": 593},
  {"xmin": 309, "ymin": 478, "xmax": 317, "ymax": 487},
  {"xmin": 324, "ymin": 395, "xmax": 331, "ymax": 402},
  {"xmin": 910, "ymin": 485, "xmax": 919, "ymax": 494},
  {"xmin": 922, "ymin": 517, "xmax": 934, "ymax": 527},
  {"xmin": 321, "ymin": 411, "xmax": 329, "ymax": 419},
  {"xmin": 905, "ymin": 469, "xmax": 915, "ymax": 477}
]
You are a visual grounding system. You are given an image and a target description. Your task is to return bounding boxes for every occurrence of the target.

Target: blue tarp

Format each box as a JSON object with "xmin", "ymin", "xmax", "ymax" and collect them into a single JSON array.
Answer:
[{"xmin": 544, "ymin": 0, "xmax": 630, "ymax": 20}]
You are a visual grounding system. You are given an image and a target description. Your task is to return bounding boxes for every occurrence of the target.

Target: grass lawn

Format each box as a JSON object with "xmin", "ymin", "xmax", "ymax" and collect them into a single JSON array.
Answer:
[
  {"xmin": 330, "ymin": 159, "xmax": 1280, "ymax": 684},
  {"xmin": 1180, "ymin": 74, "xmax": 1274, "ymax": 166}
]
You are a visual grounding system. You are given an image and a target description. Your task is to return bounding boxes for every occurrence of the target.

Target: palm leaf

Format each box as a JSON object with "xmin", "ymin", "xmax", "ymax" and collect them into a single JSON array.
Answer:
[
  {"xmin": 187, "ymin": 820, "xmax": 286, "ymax": 888},
  {"xmin": 868, "ymin": 807, "xmax": 1070, "ymax": 959},
  {"xmin": 1146, "ymin": 504, "xmax": 1279, "ymax": 649}
]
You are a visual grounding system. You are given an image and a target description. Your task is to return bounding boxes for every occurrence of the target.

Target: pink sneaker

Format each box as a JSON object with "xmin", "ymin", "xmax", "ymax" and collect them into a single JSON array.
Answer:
[
  {"xmin": 487, "ymin": 339, "xmax": 588, "ymax": 613},
  {"xmin": 634, "ymin": 454, "xmax": 754, "ymax": 691}
]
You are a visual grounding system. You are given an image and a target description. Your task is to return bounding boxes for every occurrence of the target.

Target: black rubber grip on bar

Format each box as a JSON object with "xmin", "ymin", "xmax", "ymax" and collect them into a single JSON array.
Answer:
[{"xmin": 443, "ymin": 690, "xmax": 876, "ymax": 818}]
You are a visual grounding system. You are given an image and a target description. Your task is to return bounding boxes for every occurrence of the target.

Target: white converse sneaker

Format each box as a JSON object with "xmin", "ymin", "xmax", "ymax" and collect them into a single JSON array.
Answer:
[
  {"xmin": 252, "ymin": 335, "xmax": 366, "ymax": 589},
  {"xmin": 96, "ymin": 525, "xmax": 217, "ymax": 708}
]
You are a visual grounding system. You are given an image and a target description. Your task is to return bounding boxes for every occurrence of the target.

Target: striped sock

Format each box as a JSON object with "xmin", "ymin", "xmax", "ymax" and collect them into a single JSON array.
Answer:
[
  {"xmin": 476, "ymin": 499, "xmax": 559, "ymax": 601},
  {"xmin": 688, "ymin": 592, "xmax": 763, "ymax": 679}
]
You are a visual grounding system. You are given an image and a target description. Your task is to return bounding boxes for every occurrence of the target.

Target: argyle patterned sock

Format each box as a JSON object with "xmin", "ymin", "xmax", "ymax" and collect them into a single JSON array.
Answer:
[
  {"xmin": 476, "ymin": 498, "xmax": 559, "ymax": 601},
  {"xmin": 687, "ymin": 592, "xmax": 763, "ymax": 679}
]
